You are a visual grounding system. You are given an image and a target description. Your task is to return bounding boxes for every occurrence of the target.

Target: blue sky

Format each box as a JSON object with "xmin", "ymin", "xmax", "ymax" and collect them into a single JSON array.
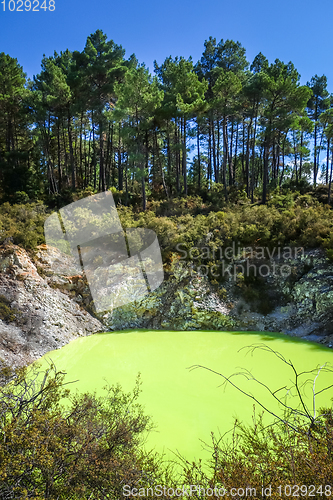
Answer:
[{"xmin": 0, "ymin": 0, "xmax": 332, "ymax": 93}]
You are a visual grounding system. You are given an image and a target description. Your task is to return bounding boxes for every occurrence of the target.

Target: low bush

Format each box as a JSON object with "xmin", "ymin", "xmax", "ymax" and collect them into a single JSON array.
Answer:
[
  {"xmin": 185, "ymin": 346, "xmax": 333, "ymax": 497},
  {"xmin": 0, "ymin": 190, "xmax": 333, "ymax": 265},
  {"xmin": 0, "ymin": 202, "xmax": 48, "ymax": 249},
  {"xmin": 0, "ymin": 347, "xmax": 332, "ymax": 498},
  {"xmin": 0, "ymin": 362, "xmax": 170, "ymax": 499}
]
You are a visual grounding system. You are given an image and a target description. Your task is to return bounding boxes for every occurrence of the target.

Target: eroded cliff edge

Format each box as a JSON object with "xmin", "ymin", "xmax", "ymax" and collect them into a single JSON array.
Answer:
[
  {"xmin": 0, "ymin": 244, "xmax": 103, "ymax": 368},
  {"xmin": 0, "ymin": 243, "xmax": 332, "ymax": 368}
]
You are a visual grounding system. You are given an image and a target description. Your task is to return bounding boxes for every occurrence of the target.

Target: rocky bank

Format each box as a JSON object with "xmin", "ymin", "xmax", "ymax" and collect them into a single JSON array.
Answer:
[
  {"xmin": 0, "ymin": 244, "xmax": 103, "ymax": 368},
  {"xmin": 0, "ymin": 243, "xmax": 332, "ymax": 368},
  {"xmin": 105, "ymin": 248, "xmax": 333, "ymax": 346}
]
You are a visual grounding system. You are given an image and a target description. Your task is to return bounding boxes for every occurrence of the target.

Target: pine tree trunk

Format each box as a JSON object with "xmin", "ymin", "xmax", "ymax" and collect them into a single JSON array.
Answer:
[
  {"xmin": 92, "ymin": 112, "xmax": 96, "ymax": 191},
  {"xmin": 241, "ymin": 117, "xmax": 245, "ymax": 182},
  {"xmin": 67, "ymin": 109, "xmax": 76, "ymax": 191},
  {"xmin": 299, "ymin": 131, "xmax": 303, "ymax": 181},
  {"xmin": 99, "ymin": 121, "xmax": 106, "ymax": 192},
  {"xmin": 262, "ymin": 142, "xmax": 268, "ymax": 204},
  {"xmin": 175, "ymin": 120, "xmax": 180, "ymax": 193},
  {"xmin": 212, "ymin": 117, "xmax": 217, "ymax": 182},
  {"xmin": 166, "ymin": 120, "xmax": 172, "ymax": 194},
  {"xmin": 183, "ymin": 117, "xmax": 187, "ymax": 196},
  {"xmin": 208, "ymin": 119, "xmax": 212, "ymax": 183},
  {"xmin": 279, "ymin": 138, "xmax": 286, "ymax": 187},
  {"xmin": 229, "ymin": 118, "xmax": 234, "ymax": 186},
  {"xmin": 79, "ymin": 111, "xmax": 83, "ymax": 185},
  {"xmin": 326, "ymin": 138, "xmax": 330, "ymax": 185},
  {"xmin": 314, "ymin": 102, "xmax": 318, "ymax": 186},
  {"xmin": 57, "ymin": 120, "xmax": 62, "ymax": 191},
  {"xmin": 123, "ymin": 157, "xmax": 128, "ymax": 206},
  {"xmin": 197, "ymin": 121, "xmax": 201, "ymax": 190},
  {"xmin": 155, "ymin": 130, "xmax": 169, "ymax": 199},
  {"xmin": 118, "ymin": 122, "xmax": 123, "ymax": 191},
  {"xmin": 329, "ymin": 146, "xmax": 333, "ymax": 204},
  {"xmin": 234, "ymin": 121, "xmax": 239, "ymax": 188},
  {"xmin": 105, "ymin": 123, "xmax": 110, "ymax": 188},
  {"xmin": 217, "ymin": 117, "xmax": 220, "ymax": 183},
  {"xmin": 222, "ymin": 115, "xmax": 228, "ymax": 200},
  {"xmin": 141, "ymin": 137, "xmax": 147, "ymax": 211},
  {"xmin": 245, "ymin": 117, "xmax": 252, "ymax": 195},
  {"xmin": 293, "ymin": 132, "xmax": 298, "ymax": 184},
  {"xmin": 251, "ymin": 109, "xmax": 258, "ymax": 203},
  {"xmin": 86, "ymin": 128, "xmax": 91, "ymax": 188}
]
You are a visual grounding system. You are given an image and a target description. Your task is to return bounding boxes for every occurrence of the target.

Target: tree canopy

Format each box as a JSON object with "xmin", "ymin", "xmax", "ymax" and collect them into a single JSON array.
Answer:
[{"xmin": 1, "ymin": 30, "xmax": 333, "ymax": 208}]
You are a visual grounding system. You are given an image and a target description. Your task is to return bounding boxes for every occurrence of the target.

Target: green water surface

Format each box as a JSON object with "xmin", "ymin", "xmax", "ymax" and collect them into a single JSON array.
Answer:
[{"xmin": 39, "ymin": 330, "xmax": 333, "ymax": 464}]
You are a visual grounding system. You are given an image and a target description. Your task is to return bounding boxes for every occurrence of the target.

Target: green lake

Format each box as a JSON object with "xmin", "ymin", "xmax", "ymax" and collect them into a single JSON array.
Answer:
[{"xmin": 38, "ymin": 330, "xmax": 333, "ymax": 464}]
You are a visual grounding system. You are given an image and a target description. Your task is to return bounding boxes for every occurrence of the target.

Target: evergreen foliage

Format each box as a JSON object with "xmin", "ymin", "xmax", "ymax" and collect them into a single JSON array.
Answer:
[
  {"xmin": 1, "ymin": 30, "xmax": 333, "ymax": 208},
  {"xmin": 0, "ymin": 362, "xmax": 170, "ymax": 499}
]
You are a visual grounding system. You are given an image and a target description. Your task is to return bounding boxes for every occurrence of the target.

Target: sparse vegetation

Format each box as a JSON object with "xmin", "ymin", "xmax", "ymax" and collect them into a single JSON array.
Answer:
[
  {"xmin": 0, "ymin": 295, "xmax": 21, "ymax": 323},
  {"xmin": 1, "ymin": 189, "xmax": 333, "ymax": 268},
  {"xmin": 0, "ymin": 347, "xmax": 332, "ymax": 499},
  {"xmin": 0, "ymin": 362, "xmax": 171, "ymax": 499},
  {"xmin": 185, "ymin": 346, "xmax": 333, "ymax": 498}
]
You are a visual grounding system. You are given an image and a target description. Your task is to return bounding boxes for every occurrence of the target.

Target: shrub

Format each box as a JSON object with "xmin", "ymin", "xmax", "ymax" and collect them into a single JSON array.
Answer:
[
  {"xmin": 185, "ymin": 346, "xmax": 333, "ymax": 496},
  {"xmin": 0, "ymin": 362, "xmax": 170, "ymax": 499},
  {"xmin": 0, "ymin": 202, "xmax": 48, "ymax": 249},
  {"xmin": 0, "ymin": 295, "xmax": 21, "ymax": 323},
  {"xmin": 1, "ymin": 190, "xmax": 332, "ymax": 262}
]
